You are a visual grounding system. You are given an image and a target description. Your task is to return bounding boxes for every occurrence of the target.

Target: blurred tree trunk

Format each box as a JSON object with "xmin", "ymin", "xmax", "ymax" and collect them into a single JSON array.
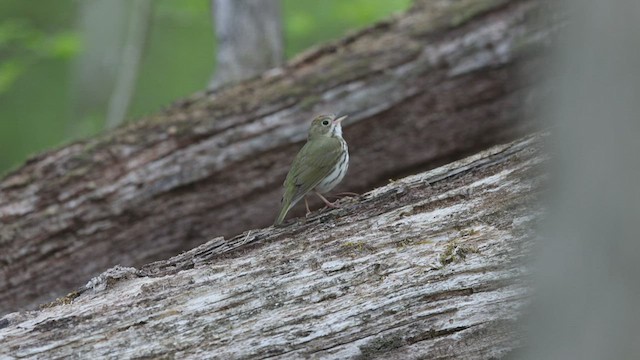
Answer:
[
  {"xmin": 526, "ymin": 0, "xmax": 640, "ymax": 359},
  {"xmin": 0, "ymin": 134, "xmax": 544, "ymax": 359},
  {"xmin": 0, "ymin": 0, "xmax": 555, "ymax": 316},
  {"xmin": 105, "ymin": 0, "xmax": 152, "ymax": 129},
  {"xmin": 69, "ymin": 0, "xmax": 129, "ymax": 137},
  {"xmin": 70, "ymin": 0, "xmax": 151, "ymax": 136},
  {"xmin": 209, "ymin": 0, "xmax": 284, "ymax": 88}
]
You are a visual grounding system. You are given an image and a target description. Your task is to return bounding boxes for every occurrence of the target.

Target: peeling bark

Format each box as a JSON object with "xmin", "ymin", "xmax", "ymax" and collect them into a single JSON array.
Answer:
[
  {"xmin": 0, "ymin": 0, "xmax": 554, "ymax": 315},
  {"xmin": 0, "ymin": 134, "xmax": 545, "ymax": 359}
]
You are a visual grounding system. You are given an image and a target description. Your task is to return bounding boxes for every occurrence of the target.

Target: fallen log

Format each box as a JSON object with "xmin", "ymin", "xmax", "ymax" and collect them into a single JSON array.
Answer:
[{"xmin": 0, "ymin": 133, "xmax": 544, "ymax": 359}]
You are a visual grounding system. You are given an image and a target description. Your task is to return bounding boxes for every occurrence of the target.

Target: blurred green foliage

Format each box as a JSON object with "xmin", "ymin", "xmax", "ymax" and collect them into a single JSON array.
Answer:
[{"xmin": 0, "ymin": 0, "xmax": 411, "ymax": 175}]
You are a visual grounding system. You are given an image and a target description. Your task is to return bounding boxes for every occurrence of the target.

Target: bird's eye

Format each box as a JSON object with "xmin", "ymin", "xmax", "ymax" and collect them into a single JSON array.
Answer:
[{"xmin": 322, "ymin": 120, "xmax": 330, "ymax": 126}]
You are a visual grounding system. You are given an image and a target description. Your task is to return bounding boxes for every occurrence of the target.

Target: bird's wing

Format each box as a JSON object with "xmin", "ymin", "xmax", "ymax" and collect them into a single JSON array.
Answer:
[{"xmin": 279, "ymin": 136, "xmax": 343, "ymax": 212}]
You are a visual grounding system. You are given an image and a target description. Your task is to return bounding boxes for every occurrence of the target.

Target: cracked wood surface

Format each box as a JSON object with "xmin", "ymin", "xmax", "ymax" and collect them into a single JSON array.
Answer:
[
  {"xmin": 0, "ymin": 0, "xmax": 553, "ymax": 315},
  {"xmin": 0, "ymin": 134, "xmax": 544, "ymax": 359}
]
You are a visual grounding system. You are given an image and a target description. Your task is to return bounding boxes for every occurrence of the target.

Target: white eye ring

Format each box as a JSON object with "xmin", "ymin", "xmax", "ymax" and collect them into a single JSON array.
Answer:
[{"xmin": 322, "ymin": 120, "xmax": 330, "ymax": 126}]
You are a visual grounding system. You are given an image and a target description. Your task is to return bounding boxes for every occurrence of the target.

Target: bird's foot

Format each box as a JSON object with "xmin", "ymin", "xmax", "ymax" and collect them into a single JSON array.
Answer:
[
  {"xmin": 332, "ymin": 192, "xmax": 359, "ymax": 198},
  {"xmin": 323, "ymin": 202, "xmax": 340, "ymax": 209}
]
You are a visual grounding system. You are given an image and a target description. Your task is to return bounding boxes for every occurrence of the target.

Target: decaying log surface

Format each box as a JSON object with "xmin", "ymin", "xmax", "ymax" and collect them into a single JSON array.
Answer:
[
  {"xmin": 0, "ymin": 134, "xmax": 545, "ymax": 359},
  {"xmin": 0, "ymin": 0, "xmax": 554, "ymax": 315}
]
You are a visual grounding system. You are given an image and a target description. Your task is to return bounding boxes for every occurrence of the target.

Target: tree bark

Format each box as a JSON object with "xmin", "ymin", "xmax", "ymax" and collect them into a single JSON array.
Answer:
[
  {"xmin": 0, "ymin": 133, "xmax": 544, "ymax": 359},
  {"xmin": 209, "ymin": 0, "xmax": 284, "ymax": 88},
  {"xmin": 0, "ymin": 0, "xmax": 554, "ymax": 315}
]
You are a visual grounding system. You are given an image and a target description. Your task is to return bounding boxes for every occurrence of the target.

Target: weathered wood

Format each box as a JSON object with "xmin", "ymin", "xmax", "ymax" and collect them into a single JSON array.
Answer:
[
  {"xmin": 0, "ymin": 134, "xmax": 545, "ymax": 359},
  {"xmin": 0, "ymin": 0, "xmax": 553, "ymax": 315}
]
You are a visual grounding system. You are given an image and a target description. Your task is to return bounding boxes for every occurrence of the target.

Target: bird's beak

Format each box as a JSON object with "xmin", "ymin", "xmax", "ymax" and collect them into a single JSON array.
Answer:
[{"xmin": 333, "ymin": 115, "xmax": 348, "ymax": 124}]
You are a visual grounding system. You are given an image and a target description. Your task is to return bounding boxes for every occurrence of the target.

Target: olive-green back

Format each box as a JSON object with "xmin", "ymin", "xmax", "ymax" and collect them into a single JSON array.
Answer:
[{"xmin": 274, "ymin": 136, "xmax": 343, "ymax": 224}]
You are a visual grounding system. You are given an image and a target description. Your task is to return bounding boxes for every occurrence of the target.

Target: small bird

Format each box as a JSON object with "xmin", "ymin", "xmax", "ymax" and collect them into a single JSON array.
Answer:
[{"xmin": 274, "ymin": 114, "xmax": 349, "ymax": 225}]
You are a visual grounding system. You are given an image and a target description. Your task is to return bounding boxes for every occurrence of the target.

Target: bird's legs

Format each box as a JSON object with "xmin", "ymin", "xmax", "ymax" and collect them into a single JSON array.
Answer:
[
  {"xmin": 315, "ymin": 191, "xmax": 340, "ymax": 208},
  {"xmin": 304, "ymin": 192, "xmax": 345, "ymax": 218},
  {"xmin": 305, "ymin": 197, "xmax": 312, "ymax": 216}
]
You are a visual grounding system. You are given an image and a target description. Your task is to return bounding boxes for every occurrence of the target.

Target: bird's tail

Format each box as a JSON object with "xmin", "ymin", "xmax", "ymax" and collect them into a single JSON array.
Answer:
[
  {"xmin": 274, "ymin": 193, "xmax": 303, "ymax": 226},
  {"xmin": 274, "ymin": 203, "xmax": 291, "ymax": 226}
]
